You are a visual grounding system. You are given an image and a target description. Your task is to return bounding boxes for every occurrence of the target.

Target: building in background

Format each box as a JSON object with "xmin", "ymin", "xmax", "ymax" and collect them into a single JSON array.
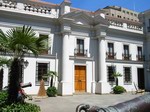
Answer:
[
  {"xmin": 139, "ymin": 10, "xmax": 150, "ymax": 92},
  {"xmin": 0, "ymin": 0, "xmax": 148, "ymax": 95}
]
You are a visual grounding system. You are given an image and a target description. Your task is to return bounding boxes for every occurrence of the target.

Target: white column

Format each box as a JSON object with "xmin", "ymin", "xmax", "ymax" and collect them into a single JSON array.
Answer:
[
  {"xmin": 58, "ymin": 32, "xmax": 73, "ymax": 95},
  {"xmin": 62, "ymin": 33, "xmax": 69, "ymax": 82},
  {"xmin": 96, "ymin": 37, "xmax": 110, "ymax": 94},
  {"xmin": 99, "ymin": 38, "xmax": 107, "ymax": 82}
]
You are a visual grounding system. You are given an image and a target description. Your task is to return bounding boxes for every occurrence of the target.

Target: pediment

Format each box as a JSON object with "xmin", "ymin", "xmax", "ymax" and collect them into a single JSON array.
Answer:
[
  {"xmin": 60, "ymin": 11, "xmax": 109, "ymax": 26},
  {"xmin": 61, "ymin": 11, "xmax": 93, "ymax": 26}
]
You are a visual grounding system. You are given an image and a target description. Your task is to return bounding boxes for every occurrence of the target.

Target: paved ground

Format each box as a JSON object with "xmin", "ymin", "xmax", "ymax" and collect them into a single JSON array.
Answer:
[{"xmin": 27, "ymin": 93, "xmax": 143, "ymax": 112}]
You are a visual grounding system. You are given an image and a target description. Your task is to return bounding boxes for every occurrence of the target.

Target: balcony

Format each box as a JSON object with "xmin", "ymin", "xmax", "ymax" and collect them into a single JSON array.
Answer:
[
  {"xmin": 122, "ymin": 54, "xmax": 131, "ymax": 60},
  {"xmin": 136, "ymin": 55, "xmax": 145, "ymax": 61},
  {"xmin": 74, "ymin": 49, "xmax": 87, "ymax": 57},
  {"xmin": 106, "ymin": 52, "xmax": 116, "ymax": 59}
]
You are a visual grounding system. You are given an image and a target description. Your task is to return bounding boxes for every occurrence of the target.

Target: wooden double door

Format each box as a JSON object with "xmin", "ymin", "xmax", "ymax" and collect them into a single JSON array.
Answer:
[{"xmin": 75, "ymin": 66, "xmax": 86, "ymax": 92}]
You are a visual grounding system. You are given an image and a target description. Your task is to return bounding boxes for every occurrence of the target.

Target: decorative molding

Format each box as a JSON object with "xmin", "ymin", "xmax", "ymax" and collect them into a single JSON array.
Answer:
[{"xmin": 106, "ymin": 59, "xmax": 144, "ymax": 64}]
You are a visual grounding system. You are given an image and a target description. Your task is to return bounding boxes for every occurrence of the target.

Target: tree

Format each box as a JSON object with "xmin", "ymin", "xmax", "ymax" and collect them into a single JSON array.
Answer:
[
  {"xmin": 0, "ymin": 25, "xmax": 47, "ymax": 103},
  {"xmin": 44, "ymin": 71, "xmax": 57, "ymax": 87},
  {"xmin": 112, "ymin": 72, "xmax": 122, "ymax": 86}
]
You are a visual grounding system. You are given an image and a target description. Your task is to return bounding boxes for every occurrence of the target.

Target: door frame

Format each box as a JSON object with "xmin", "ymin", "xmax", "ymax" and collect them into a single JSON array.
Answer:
[{"xmin": 74, "ymin": 65, "xmax": 87, "ymax": 93}]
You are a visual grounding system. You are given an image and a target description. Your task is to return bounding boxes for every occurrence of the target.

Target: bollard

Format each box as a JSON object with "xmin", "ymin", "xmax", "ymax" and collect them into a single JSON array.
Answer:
[{"xmin": 76, "ymin": 93, "xmax": 150, "ymax": 112}]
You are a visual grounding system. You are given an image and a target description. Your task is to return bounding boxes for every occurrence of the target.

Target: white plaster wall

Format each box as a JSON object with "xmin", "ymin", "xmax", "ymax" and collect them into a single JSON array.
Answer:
[
  {"xmin": 0, "ymin": 15, "xmax": 59, "ymax": 94},
  {"xmin": 86, "ymin": 61, "xmax": 93, "ymax": 93},
  {"xmin": 69, "ymin": 35, "xmax": 76, "ymax": 56},
  {"xmin": 106, "ymin": 34, "xmax": 144, "ymax": 61},
  {"xmin": 106, "ymin": 62, "xmax": 143, "ymax": 93},
  {"xmin": 23, "ymin": 57, "xmax": 57, "ymax": 95}
]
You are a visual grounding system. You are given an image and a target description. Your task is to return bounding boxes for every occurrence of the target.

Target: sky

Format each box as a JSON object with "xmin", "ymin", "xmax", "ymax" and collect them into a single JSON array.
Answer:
[{"xmin": 44, "ymin": 0, "xmax": 150, "ymax": 13}]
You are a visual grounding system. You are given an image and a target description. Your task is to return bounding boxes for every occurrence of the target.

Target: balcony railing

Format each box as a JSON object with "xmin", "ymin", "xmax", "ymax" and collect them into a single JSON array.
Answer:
[
  {"xmin": 0, "ymin": 0, "xmax": 17, "ymax": 9},
  {"xmin": 74, "ymin": 49, "xmax": 87, "ymax": 57},
  {"xmin": 106, "ymin": 52, "xmax": 116, "ymax": 59},
  {"xmin": 122, "ymin": 54, "xmax": 131, "ymax": 60},
  {"xmin": 0, "ymin": 0, "xmax": 52, "ymax": 15},
  {"xmin": 106, "ymin": 16, "xmax": 143, "ymax": 31},
  {"xmin": 136, "ymin": 55, "xmax": 145, "ymax": 61},
  {"xmin": 127, "ymin": 24, "xmax": 143, "ymax": 31}
]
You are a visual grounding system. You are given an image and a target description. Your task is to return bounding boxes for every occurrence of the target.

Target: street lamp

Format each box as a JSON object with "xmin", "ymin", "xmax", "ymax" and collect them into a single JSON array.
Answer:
[
  {"xmin": 21, "ymin": 59, "xmax": 29, "ymax": 69},
  {"xmin": 19, "ymin": 59, "xmax": 29, "ymax": 83}
]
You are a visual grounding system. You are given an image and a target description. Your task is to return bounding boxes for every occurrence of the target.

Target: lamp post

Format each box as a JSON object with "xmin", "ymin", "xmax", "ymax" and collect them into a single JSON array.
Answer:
[{"xmin": 19, "ymin": 59, "xmax": 29, "ymax": 83}]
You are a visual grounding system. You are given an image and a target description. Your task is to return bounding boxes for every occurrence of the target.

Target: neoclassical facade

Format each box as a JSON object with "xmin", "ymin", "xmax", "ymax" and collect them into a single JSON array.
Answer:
[{"xmin": 0, "ymin": 0, "xmax": 149, "ymax": 95}]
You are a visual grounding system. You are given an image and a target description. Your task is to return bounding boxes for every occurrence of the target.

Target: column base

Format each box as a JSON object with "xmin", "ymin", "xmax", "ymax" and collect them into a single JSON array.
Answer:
[
  {"xmin": 58, "ymin": 82, "xmax": 73, "ymax": 96},
  {"xmin": 95, "ymin": 81, "xmax": 111, "ymax": 94},
  {"xmin": 91, "ymin": 81, "xmax": 96, "ymax": 93}
]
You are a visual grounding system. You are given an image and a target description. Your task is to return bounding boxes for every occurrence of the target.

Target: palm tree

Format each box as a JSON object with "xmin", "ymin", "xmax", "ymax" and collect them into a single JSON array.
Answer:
[
  {"xmin": 0, "ymin": 25, "xmax": 47, "ymax": 103},
  {"xmin": 112, "ymin": 72, "xmax": 122, "ymax": 86},
  {"xmin": 44, "ymin": 71, "xmax": 57, "ymax": 87}
]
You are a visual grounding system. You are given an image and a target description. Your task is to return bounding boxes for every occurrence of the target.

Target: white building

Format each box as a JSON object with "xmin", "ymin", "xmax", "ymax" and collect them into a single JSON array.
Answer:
[{"xmin": 0, "ymin": 0, "xmax": 148, "ymax": 95}]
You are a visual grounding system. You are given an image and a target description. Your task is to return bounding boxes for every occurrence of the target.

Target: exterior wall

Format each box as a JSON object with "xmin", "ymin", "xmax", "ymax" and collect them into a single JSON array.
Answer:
[
  {"xmin": 0, "ymin": 0, "xmax": 147, "ymax": 95},
  {"xmin": 104, "ymin": 30, "xmax": 144, "ymax": 93},
  {"xmin": 0, "ymin": 9, "xmax": 59, "ymax": 94},
  {"xmin": 106, "ymin": 62, "xmax": 143, "ymax": 92},
  {"xmin": 140, "ymin": 11, "xmax": 150, "ymax": 91}
]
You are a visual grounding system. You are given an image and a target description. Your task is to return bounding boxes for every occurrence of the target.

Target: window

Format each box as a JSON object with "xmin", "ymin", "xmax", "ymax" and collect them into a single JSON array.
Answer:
[
  {"xmin": 123, "ymin": 45, "xmax": 130, "ymax": 60},
  {"xmin": 107, "ymin": 43, "xmax": 115, "ymax": 59},
  {"xmin": 112, "ymin": 14, "xmax": 114, "ymax": 16},
  {"xmin": 123, "ymin": 10, "xmax": 125, "ymax": 13},
  {"xmin": 39, "ymin": 34, "xmax": 49, "ymax": 55},
  {"xmin": 137, "ymin": 47, "xmax": 142, "ymax": 57},
  {"xmin": 75, "ymin": 39, "xmax": 85, "ymax": 56},
  {"xmin": 131, "ymin": 13, "xmax": 133, "ymax": 15},
  {"xmin": 148, "ymin": 19, "xmax": 150, "ymax": 32},
  {"xmin": 107, "ymin": 66, "xmax": 115, "ymax": 82},
  {"xmin": 124, "ymin": 45, "xmax": 129, "ymax": 55},
  {"xmin": 124, "ymin": 67, "xmax": 132, "ymax": 84},
  {"xmin": 127, "ymin": 11, "xmax": 129, "ymax": 14},
  {"xmin": 36, "ymin": 62, "xmax": 49, "ymax": 85},
  {"xmin": 134, "ymin": 14, "xmax": 137, "ymax": 17},
  {"xmin": 108, "ymin": 43, "xmax": 114, "ymax": 54},
  {"xmin": 137, "ymin": 46, "xmax": 143, "ymax": 61}
]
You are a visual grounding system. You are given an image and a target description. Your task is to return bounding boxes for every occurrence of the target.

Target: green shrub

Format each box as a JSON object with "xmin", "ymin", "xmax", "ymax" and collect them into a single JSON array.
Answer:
[
  {"xmin": 0, "ymin": 102, "xmax": 41, "ymax": 112},
  {"xmin": 113, "ymin": 86, "xmax": 126, "ymax": 94},
  {"xmin": 0, "ymin": 91, "xmax": 41, "ymax": 112},
  {"xmin": 0, "ymin": 91, "xmax": 8, "ymax": 105},
  {"xmin": 47, "ymin": 86, "xmax": 57, "ymax": 97}
]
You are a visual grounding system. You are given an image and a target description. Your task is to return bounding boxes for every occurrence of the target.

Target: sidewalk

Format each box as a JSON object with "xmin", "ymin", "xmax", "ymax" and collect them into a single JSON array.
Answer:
[{"xmin": 28, "ymin": 93, "xmax": 142, "ymax": 112}]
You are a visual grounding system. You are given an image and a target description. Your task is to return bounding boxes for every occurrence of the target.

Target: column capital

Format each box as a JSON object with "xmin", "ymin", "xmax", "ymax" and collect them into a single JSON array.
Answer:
[
  {"xmin": 62, "ymin": 31, "xmax": 71, "ymax": 36},
  {"xmin": 95, "ymin": 23, "xmax": 107, "ymax": 39}
]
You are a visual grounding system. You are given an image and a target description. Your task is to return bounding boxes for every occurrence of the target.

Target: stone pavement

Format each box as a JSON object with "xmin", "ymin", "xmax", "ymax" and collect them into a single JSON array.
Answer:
[{"xmin": 27, "ymin": 93, "xmax": 142, "ymax": 112}]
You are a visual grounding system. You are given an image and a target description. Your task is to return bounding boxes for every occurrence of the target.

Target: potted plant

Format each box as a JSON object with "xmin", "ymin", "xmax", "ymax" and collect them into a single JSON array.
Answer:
[
  {"xmin": 47, "ymin": 86, "xmax": 57, "ymax": 97},
  {"xmin": 113, "ymin": 86, "xmax": 126, "ymax": 94}
]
